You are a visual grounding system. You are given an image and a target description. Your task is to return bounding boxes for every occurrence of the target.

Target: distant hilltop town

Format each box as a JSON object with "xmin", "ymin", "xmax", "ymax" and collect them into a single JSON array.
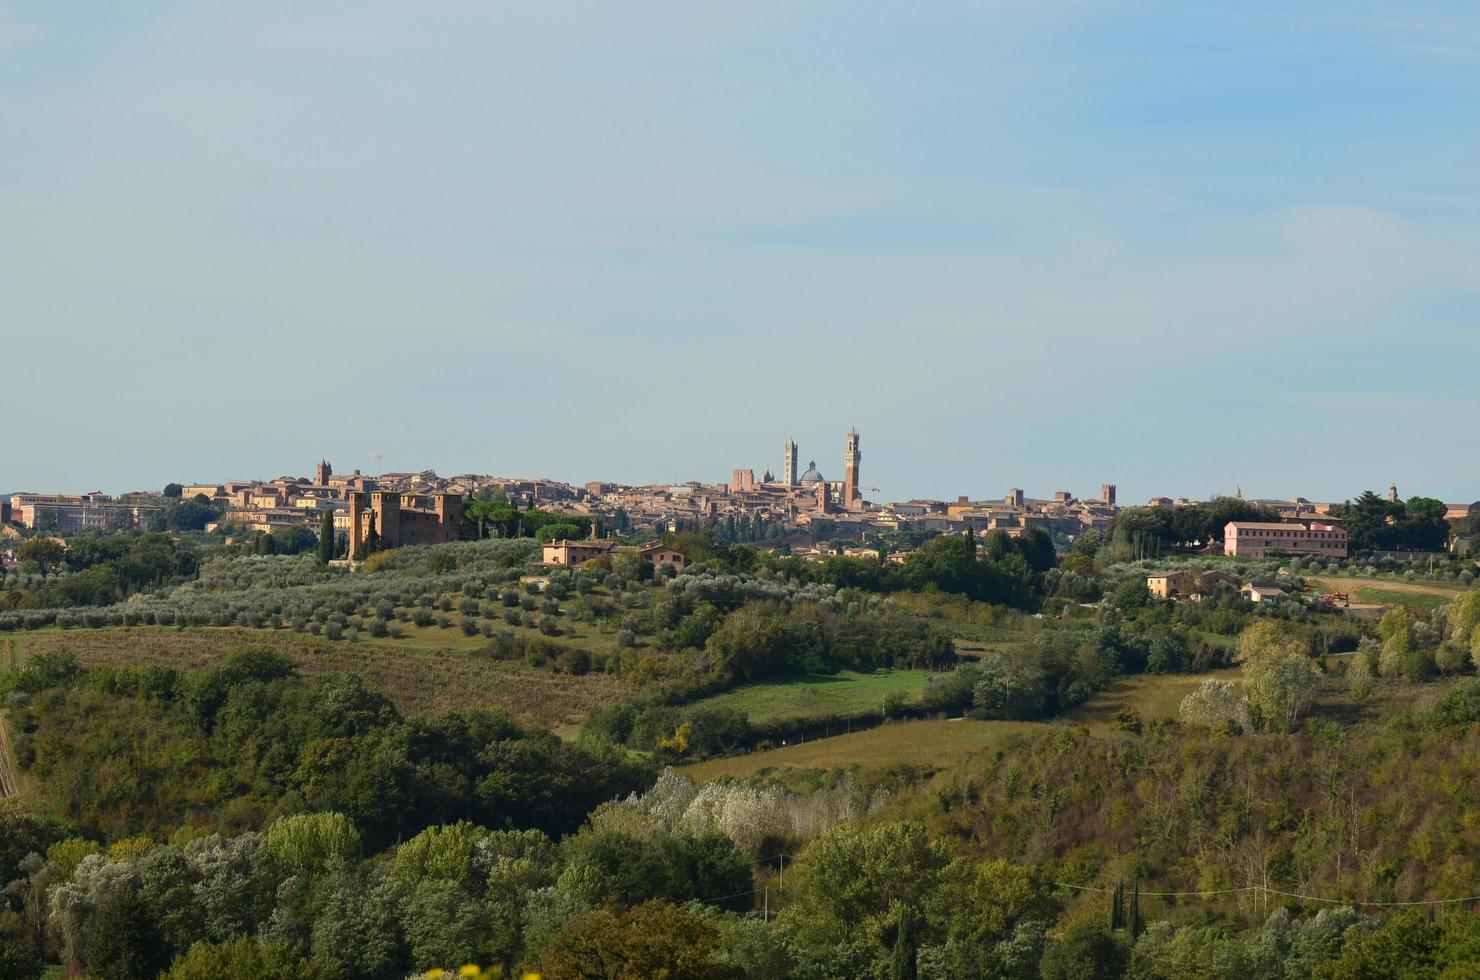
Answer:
[{"xmin": 5, "ymin": 433, "xmax": 1478, "ymax": 559}]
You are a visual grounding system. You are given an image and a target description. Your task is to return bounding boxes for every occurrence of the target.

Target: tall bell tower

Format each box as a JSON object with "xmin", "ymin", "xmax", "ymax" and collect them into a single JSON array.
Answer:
[
  {"xmin": 784, "ymin": 439, "xmax": 798, "ymax": 487},
  {"xmin": 842, "ymin": 429, "xmax": 861, "ymax": 510}
]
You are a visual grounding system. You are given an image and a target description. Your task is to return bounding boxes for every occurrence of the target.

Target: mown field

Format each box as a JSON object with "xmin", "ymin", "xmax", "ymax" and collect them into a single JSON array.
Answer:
[
  {"xmin": 1309, "ymin": 574, "xmax": 1465, "ymax": 612},
  {"xmin": 5, "ymin": 627, "xmax": 629, "ymax": 732},
  {"xmin": 679, "ymin": 717, "xmax": 1043, "ymax": 780},
  {"xmin": 688, "ymin": 669, "xmax": 934, "ymax": 724}
]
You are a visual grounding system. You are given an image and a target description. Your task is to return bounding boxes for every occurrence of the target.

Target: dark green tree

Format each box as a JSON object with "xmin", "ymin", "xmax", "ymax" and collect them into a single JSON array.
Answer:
[
  {"xmin": 1040, "ymin": 923, "xmax": 1128, "ymax": 980},
  {"xmin": 891, "ymin": 907, "xmax": 919, "ymax": 980},
  {"xmin": 1128, "ymin": 880, "xmax": 1142, "ymax": 938},
  {"xmin": 1397, "ymin": 496, "xmax": 1450, "ymax": 552},
  {"xmin": 317, "ymin": 510, "xmax": 335, "ymax": 565},
  {"xmin": 1338, "ymin": 490, "xmax": 1399, "ymax": 552},
  {"xmin": 87, "ymin": 890, "xmax": 167, "ymax": 980}
]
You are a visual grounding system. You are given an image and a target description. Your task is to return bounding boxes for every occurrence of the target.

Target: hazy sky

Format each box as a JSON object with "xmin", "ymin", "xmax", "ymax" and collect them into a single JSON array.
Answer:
[{"xmin": 4, "ymin": 2, "xmax": 1478, "ymax": 504}]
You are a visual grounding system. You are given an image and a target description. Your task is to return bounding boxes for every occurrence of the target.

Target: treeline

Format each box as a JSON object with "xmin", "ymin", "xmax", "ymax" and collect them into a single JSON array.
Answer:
[
  {"xmin": 1330, "ymin": 490, "xmax": 1452, "ymax": 553},
  {"xmin": 2, "ymin": 534, "xmax": 199, "ymax": 610},
  {"xmin": 0, "ymin": 649, "xmax": 650, "ymax": 848},
  {"xmin": 1106, "ymin": 496, "xmax": 1281, "ymax": 558},
  {"xmin": 460, "ymin": 497, "xmax": 594, "ymax": 542},
  {"xmin": 806, "ymin": 529, "xmax": 1057, "ymax": 608},
  {"xmin": 1106, "ymin": 490, "xmax": 1460, "ymax": 559}
]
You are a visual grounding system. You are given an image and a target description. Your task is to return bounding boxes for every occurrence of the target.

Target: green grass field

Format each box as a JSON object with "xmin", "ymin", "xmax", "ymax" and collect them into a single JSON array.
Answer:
[
  {"xmin": 689, "ymin": 670, "xmax": 935, "ymax": 724},
  {"xmin": 680, "ymin": 717, "xmax": 1042, "ymax": 781},
  {"xmin": 681, "ymin": 668, "xmax": 1246, "ymax": 781},
  {"xmin": 1346, "ymin": 587, "xmax": 1453, "ymax": 613}
]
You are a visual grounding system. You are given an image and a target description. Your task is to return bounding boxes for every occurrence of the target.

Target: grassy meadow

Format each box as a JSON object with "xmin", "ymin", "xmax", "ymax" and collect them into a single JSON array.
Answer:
[
  {"xmin": 688, "ymin": 669, "xmax": 934, "ymax": 724},
  {"xmin": 679, "ymin": 717, "xmax": 1043, "ymax": 781}
]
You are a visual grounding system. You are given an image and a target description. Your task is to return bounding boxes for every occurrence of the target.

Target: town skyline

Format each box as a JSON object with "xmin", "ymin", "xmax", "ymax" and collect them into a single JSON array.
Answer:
[{"xmin": 5, "ymin": 435, "xmax": 1472, "ymax": 513}]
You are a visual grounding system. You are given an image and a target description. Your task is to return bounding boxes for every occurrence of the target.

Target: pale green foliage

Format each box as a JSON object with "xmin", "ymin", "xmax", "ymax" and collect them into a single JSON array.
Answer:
[
  {"xmin": 1435, "ymin": 641, "xmax": 1470, "ymax": 673},
  {"xmin": 1446, "ymin": 589, "xmax": 1480, "ymax": 639},
  {"xmin": 392, "ymin": 822, "xmax": 483, "ymax": 886},
  {"xmin": 1346, "ymin": 638, "xmax": 1379, "ymax": 688},
  {"xmin": 1243, "ymin": 652, "xmax": 1319, "ymax": 729},
  {"xmin": 1377, "ymin": 606, "xmax": 1417, "ymax": 677},
  {"xmin": 1235, "ymin": 620, "xmax": 1304, "ymax": 664},
  {"xmin": 47, "ymin": 852, "xmax": 137, "ymax": 965},
  {"xmin": 1178, "ymin": 679, "xmax": 1249, "ymax": 730},
  {"xmin": 180, "ymin": 832, "xmax": 265, "ymax": 943},
  {"xmin": 266, "ymin": 812, "xmax": 360, "ymax": 876},
  {"xmin": 162, "ymin": 937, "xmax": 329, "ymax": 980},
  {"xmin": 615, "ymin": 770, "xmax": 881, "ymax": 858}
]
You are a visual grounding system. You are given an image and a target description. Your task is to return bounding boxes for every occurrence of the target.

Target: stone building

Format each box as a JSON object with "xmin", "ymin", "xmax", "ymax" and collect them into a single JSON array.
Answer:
[
  {"xmin": 347, "ymin": 491, "xmax": 462, "ymax": 557},
  {"xmin": 1224, "ymin": 521, "xmax": 1348, "ymax": 559}
]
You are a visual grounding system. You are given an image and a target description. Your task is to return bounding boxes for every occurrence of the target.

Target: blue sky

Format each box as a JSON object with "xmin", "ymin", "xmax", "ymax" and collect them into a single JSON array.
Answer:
[{"xmin": 3, "ymin": 2, "xmax": 1478, "ymax": 504}]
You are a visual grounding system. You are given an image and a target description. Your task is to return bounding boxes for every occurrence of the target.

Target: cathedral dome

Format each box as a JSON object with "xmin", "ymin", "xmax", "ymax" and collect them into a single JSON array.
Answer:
[{"xmin": 799, "ymin": 461, "xmax": 825, "ymax": 485}]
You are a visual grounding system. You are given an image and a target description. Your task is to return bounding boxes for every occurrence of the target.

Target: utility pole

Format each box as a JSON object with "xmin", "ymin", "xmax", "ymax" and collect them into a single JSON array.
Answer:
[{"xmin": 763, "ymin": 886, "xmax": 769, "ymax": 923}]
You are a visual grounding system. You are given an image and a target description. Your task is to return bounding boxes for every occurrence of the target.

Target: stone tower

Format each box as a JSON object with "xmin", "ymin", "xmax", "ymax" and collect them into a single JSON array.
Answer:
[
  {"xmin": 316, "ymin": 459, "xmax": 332, "ymax": 486},
  {"xmin": 842, "ymin": 429, "xmax": 861, "ymax": 510},
  {"xmin": 1101, "ymin": 484, "xmax": 1117, "ymax": 506},
  {"xmin": 784, "ymin": 439, "xmax": 798, "ymax": 487}
]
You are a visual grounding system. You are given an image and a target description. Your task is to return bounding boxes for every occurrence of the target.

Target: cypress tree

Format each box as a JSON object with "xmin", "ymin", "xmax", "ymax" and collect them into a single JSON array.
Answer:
[
  {"xmin": 1109, "ymin": 880, "xmax": 1125, "ymax": 930},
  {"xmin": 890, "ymin": 907, "xmax": 918, "ymax": 980},
  {"xmin": 1129, "ymin": 880, "xmax": 1143, "ymax": 938},
  {"xmin": 317, "ymin": 510, "xmax": 334, "ymax": 565}
]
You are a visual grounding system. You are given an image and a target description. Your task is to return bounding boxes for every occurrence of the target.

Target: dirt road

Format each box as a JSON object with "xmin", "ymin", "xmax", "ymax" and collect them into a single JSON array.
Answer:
[{"xmin": 0, "ymin": 714, "xmax": 19, "ymax": 799}]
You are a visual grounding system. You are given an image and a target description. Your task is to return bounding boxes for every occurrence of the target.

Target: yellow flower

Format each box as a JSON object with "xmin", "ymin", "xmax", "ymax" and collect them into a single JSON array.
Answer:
[
  {"xmin": 426, "ymin": 971, "xmax": 445, "ymax": 980},
  {"xmin": 458, "ymin": 967, "xmax": 483, "ymax": 979}
]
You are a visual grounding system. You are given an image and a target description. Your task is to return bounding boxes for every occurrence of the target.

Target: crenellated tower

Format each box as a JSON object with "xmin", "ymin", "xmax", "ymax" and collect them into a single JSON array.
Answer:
[{"xmin": 842, "ymin": 429, "xmax": 861, "ymax": 510}]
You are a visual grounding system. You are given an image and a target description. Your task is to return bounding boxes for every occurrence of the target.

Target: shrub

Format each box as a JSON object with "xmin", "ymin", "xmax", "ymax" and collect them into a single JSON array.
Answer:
[{"xmin": 559, "ymin": 648, "xmax": 592, "ymax": 676}]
